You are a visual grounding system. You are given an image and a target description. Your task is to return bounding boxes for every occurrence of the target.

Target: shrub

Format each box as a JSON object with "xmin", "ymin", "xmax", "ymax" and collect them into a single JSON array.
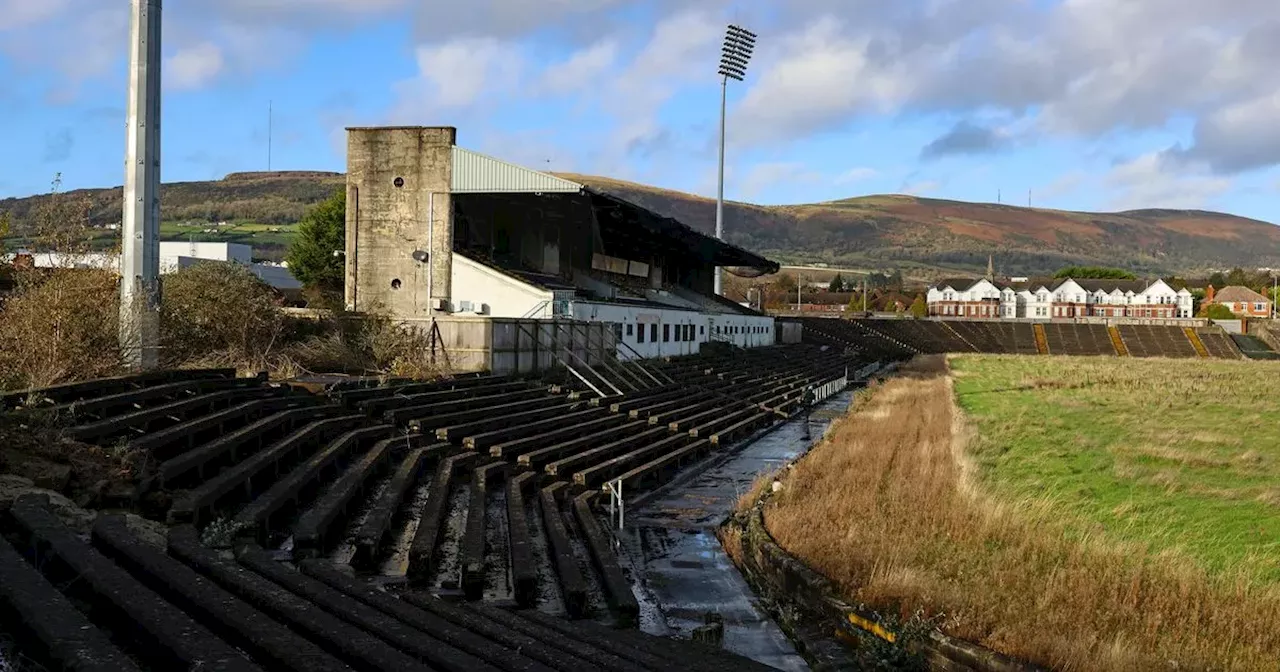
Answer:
[
  {"xmin": 159, "ymin": 262, "xmax": 285, "ymax": 369},
  {"xmin": 1199, "ymin": 303, "xmax": 1237, "ymax": 320},
  {"xmin": 0, "ymin": 268, "xmax": 122, "ymax": 390}
]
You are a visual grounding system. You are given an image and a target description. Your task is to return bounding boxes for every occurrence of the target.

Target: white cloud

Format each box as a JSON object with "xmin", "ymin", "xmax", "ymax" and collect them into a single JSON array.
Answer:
[
  {"xmin": 389, "ymin": 38, "xmax": 526, "ymax": 124},
  {"xmin": 538, "ymin": 39, "xmax": 618, "ymax": 95},
  {"xmin": 901, "ymin": 180, "xmax": 941, "ymax": 196},
  {"xmin": 167, "ymin": 43, "xmax": 225, "ymax": 91},
  {"xmin": 834, "ymin": 167, "xmax": 877, "ymax": 184},
  {"xmin": 1105, "ymin": 153, "xmax": 1233, "ymax": 211}
]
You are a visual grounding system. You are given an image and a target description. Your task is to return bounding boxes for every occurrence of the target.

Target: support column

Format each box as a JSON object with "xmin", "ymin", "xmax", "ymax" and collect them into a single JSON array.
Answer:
[{"xmin": 120, "ymin": 0, "xmax": 162, "ymax": 370}]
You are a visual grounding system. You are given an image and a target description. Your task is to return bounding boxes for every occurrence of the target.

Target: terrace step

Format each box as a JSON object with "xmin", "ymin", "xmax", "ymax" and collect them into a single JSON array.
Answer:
[
  {"xmin": 1185, "ymin": 327, "xmax": 1210, "ymax": 358},
  {"xmin": 8, "ymin": 495, "xmax": 260, "ymax": 671},
  {"xmin": 1108, "ymin": 325, "xmax": 1130, "ymax": 356},
  {"xmin": 167, "ymin": 526, "xmax": 430, "ymax": 672},
  {"xmin": 1033, "ymin": 323, "xmax": 1050, "ymax": 354}
]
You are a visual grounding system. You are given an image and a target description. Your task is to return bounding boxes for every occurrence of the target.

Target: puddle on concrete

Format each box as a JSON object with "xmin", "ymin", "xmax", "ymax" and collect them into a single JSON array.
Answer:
[
  {"xmin": 618, "ymin": 389, "xmax": 856, "ymax": 671},
  {"xmin": 525, "ymin": 497, "xmax": 567, "ymax": 617},
  {"xmin": 483, "ymin": 486, "xmax": 513, "ymax": 602},
  {"xmin": 379, "ymin": 476, "xmax": 434, "ymax": 577},
  {"xmin": 430, "ymin": 484, "xmax": 470, "ymax": 591},
  {"xmin": 328, "ymin": 473, "xmax": 394, "ymax": 566}
]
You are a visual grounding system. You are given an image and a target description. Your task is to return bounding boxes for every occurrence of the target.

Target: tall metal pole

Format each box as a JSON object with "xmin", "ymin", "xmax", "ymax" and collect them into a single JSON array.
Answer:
[
  {"xmin": 715, "ymin": 24, "xmax": 755, "ymax": 297},
  {"xmin": 120, "ymin": 0, "xmax": 162, "ymax": 370},
  {"xmin": 714, "ymin": 75, "xmax": 727, "ymax": 297}
]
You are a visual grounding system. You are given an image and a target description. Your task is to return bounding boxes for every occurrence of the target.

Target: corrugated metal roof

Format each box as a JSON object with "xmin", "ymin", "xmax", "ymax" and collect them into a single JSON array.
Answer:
[{"xmin": 451, "ymin": 147, "xmax": 584, "ymax": 194}]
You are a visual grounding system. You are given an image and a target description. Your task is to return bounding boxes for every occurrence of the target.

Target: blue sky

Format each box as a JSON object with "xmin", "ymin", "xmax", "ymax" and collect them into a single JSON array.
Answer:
[{"xmin": 4, "ymin": 0, "xmax": 1280, "ymax": 222}]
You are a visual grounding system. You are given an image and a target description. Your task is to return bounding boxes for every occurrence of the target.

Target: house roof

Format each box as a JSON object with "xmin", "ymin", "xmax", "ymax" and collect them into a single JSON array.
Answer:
[
  {"xmin": 1061, "ymin": 278, "xmax": 1152, "ymax": 294},
  {"xmin": 932, "ymin": 276, "xmax": 1170, "ymax": 295},
  {"xmin": 1213, "ymin": 285, "xmax": 1270, "ymax": 303}
]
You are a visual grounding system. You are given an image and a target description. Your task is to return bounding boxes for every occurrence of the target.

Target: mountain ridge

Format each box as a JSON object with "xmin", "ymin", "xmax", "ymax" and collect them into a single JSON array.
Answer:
[{"xmin": 2, "ymin": 170, "xmax": 1277, "ymax": 277}]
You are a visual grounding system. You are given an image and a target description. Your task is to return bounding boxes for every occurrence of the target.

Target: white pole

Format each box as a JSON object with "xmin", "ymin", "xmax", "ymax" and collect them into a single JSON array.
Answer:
[
  {"xmin": 120, "ymin": 0, "xmax": 162, "ymax": 370},
  {"xmin": 714, "ymin": 75, "xmax": 728, "ymax": 297},
  {"xmin": 426, "ymin": 192, "xmax": 434, "ymax": 314}
]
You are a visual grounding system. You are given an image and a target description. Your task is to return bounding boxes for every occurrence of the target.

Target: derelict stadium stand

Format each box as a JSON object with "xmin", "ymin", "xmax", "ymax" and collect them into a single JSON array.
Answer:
[
  {"xmin": 1041, "ymin": 323, "xmax": 1117, "ymax": 356},
  {"xmin": 0, "ymin": 347, "xmax": 859, "ymax": 672},
  {"xmin": 1197, "ymin": 330, "xmax": 1243, "ymax": 359},
  {"xmin": 802, "ymin": 317, "xmax": 1242, "ymax": 360},
  {"xmin": 1116, "ymin": 324, "xmax": 1198, "ymax": 358}
]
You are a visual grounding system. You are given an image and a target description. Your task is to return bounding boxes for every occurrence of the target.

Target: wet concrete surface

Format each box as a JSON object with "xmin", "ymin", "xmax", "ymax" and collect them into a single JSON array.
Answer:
[{"xmin": 617, "ymin": 389, "xmax": 856, "ymax": 671}]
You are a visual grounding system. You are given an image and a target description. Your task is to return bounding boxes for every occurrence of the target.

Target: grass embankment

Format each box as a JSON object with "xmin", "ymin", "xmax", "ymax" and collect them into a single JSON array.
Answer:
[{"xmin": 762, "ymin": 355, "xmax": 1280, "ymax": 671}]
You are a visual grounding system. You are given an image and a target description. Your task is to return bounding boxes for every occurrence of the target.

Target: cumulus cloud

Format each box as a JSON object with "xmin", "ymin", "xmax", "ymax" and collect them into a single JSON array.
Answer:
[
  {"xmin": 1105, "ymin": 153, "xmax": 1233, "ymax": 211},
  {"xmin": 733, "ymin": 0, "xmax": 1280, "ymax": 175}
]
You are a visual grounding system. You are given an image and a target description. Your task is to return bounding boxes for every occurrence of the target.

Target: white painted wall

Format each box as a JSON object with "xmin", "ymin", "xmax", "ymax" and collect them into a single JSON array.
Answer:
[
  {"xmin": 159, "ymin": 241, "xmax": 251, "ymax": 266},
  {"xmin": 451, "ymin": 253, "xmax": 553, "ymax": 318},
  {"xmin": 572, "ymin": 301, "xmax": 775, "ymax": 359}
]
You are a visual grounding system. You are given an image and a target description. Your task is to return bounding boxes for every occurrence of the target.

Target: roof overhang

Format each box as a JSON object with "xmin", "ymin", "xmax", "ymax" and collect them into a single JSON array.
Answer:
[
  {"xmin": 585, "ymin": 188, "xmax": 780, "ymax": 274},
  {"xmin": 451, "ymin": 147, "xmax": 584, "ymax": 194}
]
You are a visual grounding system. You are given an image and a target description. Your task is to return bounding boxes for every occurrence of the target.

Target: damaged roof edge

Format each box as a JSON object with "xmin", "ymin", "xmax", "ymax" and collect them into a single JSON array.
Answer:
[{"xmin": 585, "ymin": 187, "xmax": 780, "ymax": 274}]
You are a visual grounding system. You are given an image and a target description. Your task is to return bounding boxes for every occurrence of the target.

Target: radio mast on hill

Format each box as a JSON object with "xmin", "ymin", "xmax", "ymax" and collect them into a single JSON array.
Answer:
[{"xmin": 120, "ymin": 0, "xmax": 162, "ymax": 369}]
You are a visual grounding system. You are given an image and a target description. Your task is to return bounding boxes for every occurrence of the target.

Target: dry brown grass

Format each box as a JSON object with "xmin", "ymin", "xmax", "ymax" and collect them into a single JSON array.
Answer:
[{"xmin": 763, "ymin": 355, "xmax": 1280, "ymax": 671}]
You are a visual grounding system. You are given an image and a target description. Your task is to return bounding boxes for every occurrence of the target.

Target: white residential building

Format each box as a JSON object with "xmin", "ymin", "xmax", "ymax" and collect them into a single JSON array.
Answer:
[{"xmin": 927, "ymin": 277, "xmax": 1193, "ymax": 320}]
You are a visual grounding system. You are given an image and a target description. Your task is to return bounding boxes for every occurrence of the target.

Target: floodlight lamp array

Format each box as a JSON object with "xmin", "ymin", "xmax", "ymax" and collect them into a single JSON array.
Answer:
[{"xmin": 718, "ymin": 24, "xmax": 756, "ymax": 82}]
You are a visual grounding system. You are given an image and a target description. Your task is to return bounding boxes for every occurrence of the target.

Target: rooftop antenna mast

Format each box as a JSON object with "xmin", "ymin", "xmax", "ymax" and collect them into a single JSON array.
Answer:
[
  {"xmin": 714, "ymin": 23, "xmax": 756, "ymax": 296},
  {"xmin": 120, "ymin": 0, "xmax": 162, "ymax": 370}
]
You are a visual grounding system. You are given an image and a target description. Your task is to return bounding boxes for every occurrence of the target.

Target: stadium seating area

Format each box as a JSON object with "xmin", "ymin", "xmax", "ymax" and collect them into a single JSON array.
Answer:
[
  {"xmin": 1041, "ymin": 324, "xmax": 1117, "ymax": 356},
  {"xmin": 1197, "ymin": 330, "xmax": 1243, "ymax": 359},
  {"xmin": 1116, "ymin": 325, "xmax": 1198, "ymax": 358},
  {"xmin": 798, "ymin": 317, "xmax": 1246, "ymax": 360}
]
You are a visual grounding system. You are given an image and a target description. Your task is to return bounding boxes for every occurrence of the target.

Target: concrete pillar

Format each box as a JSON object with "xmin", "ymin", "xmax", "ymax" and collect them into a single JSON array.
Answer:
[
  {"xmin": 120, "ymin": 0, "xmax": 162, "ymax": 370},
  {"xmin": 344, "ymin": 126, "xmax": 455, "ymax": 317}
]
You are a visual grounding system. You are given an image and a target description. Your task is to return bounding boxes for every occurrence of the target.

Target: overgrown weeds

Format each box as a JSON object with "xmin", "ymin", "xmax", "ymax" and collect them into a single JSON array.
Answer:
[
  {"xmin": 0, "ymin": 268, "xmax": 122, "ymax": 390},
  {"xmin": 0, "ymin": 260, "xmax": 444, "ymax": 392},
  {"xmin": 762, "ymin": 355, "xmax": 1280, "ymax": 671}
]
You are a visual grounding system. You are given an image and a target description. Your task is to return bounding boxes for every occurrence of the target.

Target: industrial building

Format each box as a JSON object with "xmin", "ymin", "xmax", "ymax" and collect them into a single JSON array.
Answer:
[
  {"xmin": 3, "ymin": 241, "xmax": 302, "ymax": 290},
  {"xmin": 342, "ymin": 126, "xmax": 782, "ymax": 367}
]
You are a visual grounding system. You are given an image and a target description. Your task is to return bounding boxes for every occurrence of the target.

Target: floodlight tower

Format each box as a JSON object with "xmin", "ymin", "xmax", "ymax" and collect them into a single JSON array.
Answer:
[
  {"xmin": 714, "ymin": 24, "xmax": 756, "ymax": 297},
  {"xmin": 121, "ymin": 0, "xmax": 162, "ymax": 369}
]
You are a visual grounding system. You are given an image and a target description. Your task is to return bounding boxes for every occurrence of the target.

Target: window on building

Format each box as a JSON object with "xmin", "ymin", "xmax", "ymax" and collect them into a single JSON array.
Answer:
[
  {"xmin": 626, "ymin": 324, "xmax": 634, "ymax": 336},
  {"xmin": 663, "ymin": 324, "xmax": 670, "ymax": 342},
  {"xmin": 685, "ymin": 324, "xmax": 693, "ymax": 341},
  {"xmin": 637, "ymin": 325, "xmax": 646, "ymax": 343},
  {"xmin": 613, "ymin": 323, "xmax": 623, "ymax": 343},
  {"xmin": 650, "ymin": 324, "xmax": 658, "ymax": 342},
  {"xmin": 700, "ymin": 326, "xmax": 705, "ymax": 335}
]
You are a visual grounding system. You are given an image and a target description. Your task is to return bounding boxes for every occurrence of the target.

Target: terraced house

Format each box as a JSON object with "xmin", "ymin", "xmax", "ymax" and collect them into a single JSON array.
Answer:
[{"xmin": 927, "ymin": 277, "xmax": 1194, "ymax": 320}]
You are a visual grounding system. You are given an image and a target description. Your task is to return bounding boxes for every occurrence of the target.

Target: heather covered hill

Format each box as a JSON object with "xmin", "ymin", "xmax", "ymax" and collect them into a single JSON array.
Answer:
[
  {"xmin": 557, "ymin": 173, "xmax": 1280, "ymax": 277},
  {"xmin": 4, "ymin": 169, "xmax": 1278, "ymax": 276}
]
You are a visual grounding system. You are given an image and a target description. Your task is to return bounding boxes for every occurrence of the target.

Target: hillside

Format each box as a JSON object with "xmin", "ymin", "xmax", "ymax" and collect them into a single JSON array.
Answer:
[
  {"xmin": 555, "ymin": 173, "xmax": 1280, "ymax": 277},
  {"xmin": 3, "ymin": 170, "xmax": 1278, "ymax": 276}
]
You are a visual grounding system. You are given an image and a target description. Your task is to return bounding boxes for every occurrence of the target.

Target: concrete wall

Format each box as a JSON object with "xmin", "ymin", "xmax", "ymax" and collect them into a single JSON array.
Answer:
[
  {"xmin": 422, "ymin": 317, "xmax": 611, "ymax": 375},
  {"xmin": 451, "ymin": 253, "xmax": 553, "ymax": 318},
  {"xmin": 345, "ymin": 126, "xmax": 455, "ymax": 317},
  {"xmin": 572, "ymin": 301, "xmax": 775, "ymax": 359},
  {"xmin": 776, "ymin": 320, "xmax": 803, "ymax": 344},
  {"xmin": 158, "ymin": 241, "xmax": 250, "ymax": 265}
]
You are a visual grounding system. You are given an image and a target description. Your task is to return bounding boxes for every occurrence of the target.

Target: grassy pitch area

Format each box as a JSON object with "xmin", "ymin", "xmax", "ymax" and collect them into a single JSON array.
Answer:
[
  {"xmin": 952, "ymin": 355, "xmax": 1280, "ymax": 584},
  {"xmin": 761, "ymin": 355, "xmax": 1280, "ymax": 671}
]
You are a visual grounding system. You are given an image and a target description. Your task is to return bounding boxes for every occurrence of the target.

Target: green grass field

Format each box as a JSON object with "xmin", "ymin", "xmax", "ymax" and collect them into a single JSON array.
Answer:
[{"xmin": 951, "ymin": 354, "xmax": 1280, "ymax": 584}]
